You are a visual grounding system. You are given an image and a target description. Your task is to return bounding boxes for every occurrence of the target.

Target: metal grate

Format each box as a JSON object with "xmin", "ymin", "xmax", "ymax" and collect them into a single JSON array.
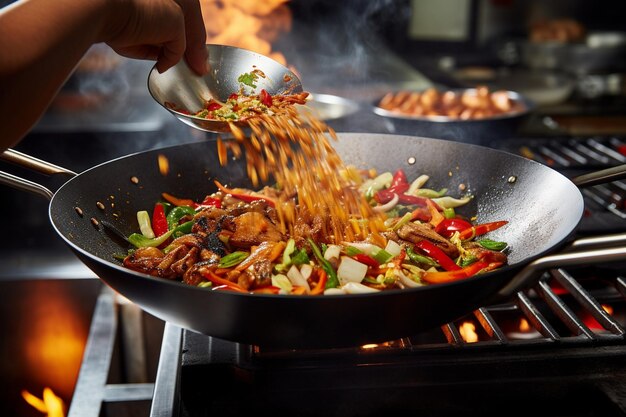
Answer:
[{"xmin": 505, "ymin": 136, "xmax": 626, "ymax": 169}]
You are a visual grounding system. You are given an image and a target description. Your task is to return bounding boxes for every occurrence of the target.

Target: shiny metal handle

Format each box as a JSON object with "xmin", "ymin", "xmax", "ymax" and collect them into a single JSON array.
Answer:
[
  {"xmin": 1, "ymin": 149, "xmax": 77, "ymax": 176},
  {"xmin": 0, "ymin": 148, "xmax": 77, "ymax": 200},
  {"xmin": 498, "ymin": 245, "xmax": 626, "ymax": 298},
  {"xmin": 572, "ymin": 164, "xmax": 626, "ymax": 188}
]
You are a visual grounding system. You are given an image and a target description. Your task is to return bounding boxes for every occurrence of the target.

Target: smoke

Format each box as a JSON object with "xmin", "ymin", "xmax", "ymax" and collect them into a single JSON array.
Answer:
[{"xmin": 283, "ymin": 0, "xmax": 410, "ymax": 88}]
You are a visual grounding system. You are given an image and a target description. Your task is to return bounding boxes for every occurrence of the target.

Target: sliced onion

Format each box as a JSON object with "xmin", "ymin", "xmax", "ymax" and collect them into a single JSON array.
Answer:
[
  {"xmin": 396, "ymin": 269, "xmax": 423, "ymax": 288},
  {"xmin": 342, "ymin": 282, "xmax": 380, "ymax": 294},
  {"xmin": 324, "ymin": 288, "xmax": 346, "ymax": 296},
  {"xmin": 286, "ymin": 265, "xmax": 310, "ymax": 292},
  {"xmin": 384, "ymin": 239, "xmax": 402, "ymax": 257},
  {"xmin": 407, "ymin": 174, "xmax": 430, "ymax": 195},
  {"xmin": 337, "ymin": 256, "xmax": 369, "ymax": 285}
]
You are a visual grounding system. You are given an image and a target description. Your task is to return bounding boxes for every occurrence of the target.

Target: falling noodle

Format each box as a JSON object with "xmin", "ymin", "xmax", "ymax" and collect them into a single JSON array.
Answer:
[{"xmin": 223, "ymin": 104, "xmax": 387, "ymax": 244}]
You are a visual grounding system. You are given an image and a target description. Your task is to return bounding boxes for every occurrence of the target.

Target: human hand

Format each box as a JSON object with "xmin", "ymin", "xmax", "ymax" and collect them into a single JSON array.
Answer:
[{"xmin": 103, "ymin": 0, "xmax": 208, "ymax": 75}]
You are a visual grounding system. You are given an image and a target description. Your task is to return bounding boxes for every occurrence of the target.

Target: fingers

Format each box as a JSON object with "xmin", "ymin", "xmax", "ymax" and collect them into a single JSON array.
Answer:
[{"xmin": 177, "ymin": 0, "xmax": 208, "ymax": 75}]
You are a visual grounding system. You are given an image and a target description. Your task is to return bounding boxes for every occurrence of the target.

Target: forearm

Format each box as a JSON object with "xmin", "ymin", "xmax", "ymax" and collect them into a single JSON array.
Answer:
[{"xmin": 0, "ymin": 0, "xmax": 111, "ymax": 150}]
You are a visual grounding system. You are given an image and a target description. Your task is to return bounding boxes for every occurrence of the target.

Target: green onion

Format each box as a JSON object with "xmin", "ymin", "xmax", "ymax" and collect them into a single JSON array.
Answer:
[
  {"xmin": 308, "ymin": 238, "xmax": 339, "ymax": 289},
  {"xmin": 478, "ymin": 239, "xmax": 508, "ymax": 251},
  {"xmin": 128, "ymin": 229, "xmax": 173, "ymax": 248},
  {"xmin": 137, "ymin": 210, "xmax": 155, "ymax": 239},
  {"xmin": 171, "ymin": 220, "xmax": 194, "ymax": 238},
  {"xmin": 344, "ymin": 246, "xmax": 363, "ymax": 256},
  {"xmin": 218, "ymin": 251, "xmax": 250, "ymax": 268},
  {"xmin": 443, "ymin": 207, "xmax": 456, "ymax": 219},
  {"xmin": 372, "ymin": 248, "xmax": 393, "ymax": 264},
  {"xmin": 415, "ymin": 188, "xmax": 448, "ymax": 198},
  {"xmin": 198, "ymin": 281, "xmax": 213, "ymax": 288},
  {"xmin": 282, "ymin": 238, "xmax": 296, "ymax": 265}
]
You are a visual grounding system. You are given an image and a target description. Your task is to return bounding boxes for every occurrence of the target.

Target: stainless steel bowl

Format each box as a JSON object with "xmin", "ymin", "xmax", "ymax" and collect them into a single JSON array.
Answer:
[
  {"xmin": 147, "ymin": 44, "xmax": 303, "ymax": 133},
  {"xmin": 372, "ymin": 89, "xmax": 534, "ymax": 144},
  {"xmin": 298, "ymin": 93, "xmax": 360, "ymax": 121}
]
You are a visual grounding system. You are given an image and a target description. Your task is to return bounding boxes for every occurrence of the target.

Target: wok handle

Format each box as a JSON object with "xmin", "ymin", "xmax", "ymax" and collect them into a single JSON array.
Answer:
[
  {"xmin": 571, "ymin": 164, "xmax": 626, "ymax": 188},
  {"xmin": 0, "ymin": 148, "xmax": 77, "ymax": 201},
  {"xmin": 498, "ymin": 245, "xmax": 626, "ymax": 298}
]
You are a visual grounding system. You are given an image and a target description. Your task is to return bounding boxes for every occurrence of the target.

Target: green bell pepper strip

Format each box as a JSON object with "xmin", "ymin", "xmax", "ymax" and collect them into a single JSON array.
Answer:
[
  {"xmin": 218, "ymin": 251, "xmax": 250, "ymax": 268},
  {"xmin": 171, "ymin": 220, "xmax": 194, "ymax": 238},
  {"xmin": 308, "ymin": 238, "xmax": 339, "ymax": 289},
  {"xmin": 406, "ymin": 246, "xmax": 439, "ymax": 268},
  {"xmin": 478, "ymin": 239, "xmax": 508, "ymax": 251},
  {"xmin": 128, "ymin": 229, "xmax": 174, "ymax": 248},
  {"xmin": 166, "ymin": 206, "xmax": 196, "ymax": 230}
]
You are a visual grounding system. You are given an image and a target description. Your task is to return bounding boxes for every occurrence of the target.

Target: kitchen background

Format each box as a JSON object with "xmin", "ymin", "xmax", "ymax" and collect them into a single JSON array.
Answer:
[{"xmin": 1, "ymin": 0, "xmax": 626, "ymax": 416}]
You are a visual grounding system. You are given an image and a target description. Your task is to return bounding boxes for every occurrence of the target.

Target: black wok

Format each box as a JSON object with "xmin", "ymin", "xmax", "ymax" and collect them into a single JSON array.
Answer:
[{"xmin": 2, "ymin": 133, "xmax": 625, "ymax": 348}]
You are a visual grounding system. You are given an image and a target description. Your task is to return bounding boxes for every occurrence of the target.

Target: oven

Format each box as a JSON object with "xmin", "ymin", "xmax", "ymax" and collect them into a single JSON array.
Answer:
[{"xmin": 2, "ymin": 1, "xmax": 626, "ymax": 416}]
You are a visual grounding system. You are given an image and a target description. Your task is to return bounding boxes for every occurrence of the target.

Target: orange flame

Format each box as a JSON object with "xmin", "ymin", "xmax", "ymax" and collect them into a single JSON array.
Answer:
[
  {"xmin": 200, "ymin": 0, "xmax": 292, "ymax": 65},
  {"xmin": 518, "ymin": 317, "xmax": 531, "ymax": 332},
  {"xmin": 22, "ymin": 388, "xmax": 65, "ymax": 417},
  {"xmin": 459, "ymin": 321, "xmax": 478, "ymax": 343}
]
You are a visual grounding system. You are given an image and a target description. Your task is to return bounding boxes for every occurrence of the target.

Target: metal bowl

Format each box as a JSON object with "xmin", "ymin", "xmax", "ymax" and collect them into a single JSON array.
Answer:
[
  {"xmin": 147, "ymin": 44, "xmax": 302, "ymax": 133},
  {"xmin": 297, "ymin": 93, "xmax": 360, "ymax": 121},
  {"xmin": 372, "ymin": 89, "xmax": 534, "ymax": 145}
]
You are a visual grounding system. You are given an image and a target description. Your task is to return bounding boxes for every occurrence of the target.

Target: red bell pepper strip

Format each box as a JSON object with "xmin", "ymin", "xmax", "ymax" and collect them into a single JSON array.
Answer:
[
  {"xmin": 422, "ymin": 261, "xmax": 490, "ymax": 284},
  {"xmin": 310, "ymin": 269, "xmax": 328, "ymax": 295},
  {"xmin": 414, "ymin": 240, "xmax": 461, "ymax": 271},
  {"xmin": 152, "ymin": 203, "xmax": 169, "ymax": 237},
  {"xmin": 352, "ymin": 253, "xmax": 380, "ymax": 268},
  {"xmin": 458, "ymin": 220, "xmax": 509, "ymax": 240},
  {"xmin": 259, "ymin": 89, "xmax": 273, "ymax": 107},
  {"xmin": 435, "ymin": 218, "xmax": 473, "ymax": 238},
  {"xmin": 207, "ymin": 103, "xmax": 222, "ymax": 111},
  {"xmin": 197, "ymin": 196, "xmax": 222, "ymax": 209},
  {"xmin": 214, "ymin": 180, "xmax": 276, "ymax": 208},
  {"xmin": 388, "ymin": 169, "xmax": 409, "ymax": 194},
  {"xmin": 228, "ymin": 93, "xmax": 238, "ymax": 100}
]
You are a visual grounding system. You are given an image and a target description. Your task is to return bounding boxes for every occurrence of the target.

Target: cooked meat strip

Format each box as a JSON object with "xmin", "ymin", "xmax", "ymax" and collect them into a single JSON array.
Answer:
[
  {"xmin": 229, "ymin": 211, "xmax": 284, "ymax": 249},
  {"xmin": 396, "ymin": 222, "xmax": 459, "ymax": 259}
]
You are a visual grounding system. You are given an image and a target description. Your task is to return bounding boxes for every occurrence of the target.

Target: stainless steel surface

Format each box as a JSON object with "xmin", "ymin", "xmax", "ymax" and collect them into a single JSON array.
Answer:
[
  {"xmin": 67, "ymin": 288, "xmax": 118, "ymax": 417},
  {"xmin": 572, "ymin": 164, "xmax": 626, "ymax": 187},
  {"xmin": 150, "ymin": 323, "xmax": 182, "ymax": 417},
  {"xmin": 147, "ymin": 44, "xmax": 302, "ymax": 133}
]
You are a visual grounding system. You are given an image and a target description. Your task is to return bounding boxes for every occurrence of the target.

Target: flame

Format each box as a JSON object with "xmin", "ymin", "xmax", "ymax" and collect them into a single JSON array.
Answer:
[
  {"xmin": 200, "ymin": 0, "xmax": 292, "ymax": 65},
  {"xmin": 518, "ymin": 317, "xmax": 531, "ymax": 332},
  {"xmin": 22, "ymin": 388, "xmax": 65, "ymax": 417},
  {"xmin": 459, "ymin": 321, "xmax": 478, "ymax": 343},
  {"xmin": 602, "ymin": 304, "xmax": 614, "ymax": 315}
]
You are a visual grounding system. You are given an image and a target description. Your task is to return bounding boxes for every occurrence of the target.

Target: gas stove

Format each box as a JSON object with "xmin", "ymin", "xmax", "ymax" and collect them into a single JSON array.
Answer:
[{"xmin": 67, "ymin": 231, "xmax": 626, "ymax": 417}]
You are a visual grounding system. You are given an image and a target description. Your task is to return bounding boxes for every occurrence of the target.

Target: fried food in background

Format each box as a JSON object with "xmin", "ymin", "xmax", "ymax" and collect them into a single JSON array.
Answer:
[
  {"xmin": 377, "ymin": 87, "xmax": 526, "ymax": 120},
  {"xmin": 529, "ymin": 18, "xmax": 586, "ymax": 43}
]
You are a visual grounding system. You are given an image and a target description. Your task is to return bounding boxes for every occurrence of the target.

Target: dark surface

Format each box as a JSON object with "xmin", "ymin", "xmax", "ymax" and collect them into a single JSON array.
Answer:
[{"xmin": 42, "ymin": 133, "xmax": 586, "ymax": 349}]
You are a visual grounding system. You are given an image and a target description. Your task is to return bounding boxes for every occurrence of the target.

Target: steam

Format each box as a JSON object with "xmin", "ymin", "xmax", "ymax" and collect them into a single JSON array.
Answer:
[{"xmin": 284, "ymin": 1, "xmax": 413, "ymax": 88}]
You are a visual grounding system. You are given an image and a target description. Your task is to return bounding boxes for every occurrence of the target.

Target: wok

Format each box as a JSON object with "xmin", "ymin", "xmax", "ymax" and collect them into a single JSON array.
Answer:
[{"xmin": 1, "ymin": 133, "xmax": 626, "ymax": 349}]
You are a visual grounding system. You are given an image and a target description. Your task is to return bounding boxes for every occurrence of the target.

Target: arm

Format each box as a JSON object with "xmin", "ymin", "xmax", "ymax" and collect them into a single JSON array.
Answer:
[{"xmin": 0, "ymin": 0, "xmax": 207, "ymax": 151}]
